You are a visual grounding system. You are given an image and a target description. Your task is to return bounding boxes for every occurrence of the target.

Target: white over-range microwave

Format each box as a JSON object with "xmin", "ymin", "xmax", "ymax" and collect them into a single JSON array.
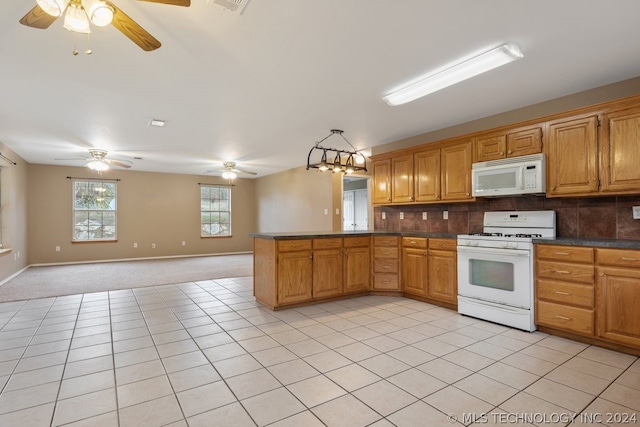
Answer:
[{"xmin": 471, "ymin": 153, "xmax": 546, "ymax": 197}]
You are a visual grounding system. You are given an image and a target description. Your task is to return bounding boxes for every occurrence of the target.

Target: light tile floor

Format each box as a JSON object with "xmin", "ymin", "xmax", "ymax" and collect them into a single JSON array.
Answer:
[{"xmin": 0, "ymin": 276, "xmax": 638, "ymax": 427}]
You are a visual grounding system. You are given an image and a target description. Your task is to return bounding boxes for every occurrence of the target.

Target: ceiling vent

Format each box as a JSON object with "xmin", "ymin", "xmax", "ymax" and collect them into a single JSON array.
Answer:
[{"xmin": 212, "ymin": 0, "xmax": 250, "ymax": 13}]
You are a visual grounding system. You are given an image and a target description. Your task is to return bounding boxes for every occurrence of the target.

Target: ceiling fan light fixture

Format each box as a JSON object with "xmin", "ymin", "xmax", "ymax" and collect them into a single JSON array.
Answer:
[
  {"xmin": 63, "ymin": 2, "xmax": 91, "ymax": 33},
  {"xmin": 87, "ymin": 159, "xmax": 109, "ymax": 171},
  {"xmin": 84, "ymin": 0, "xmax": 114, "ymax": 27},
  {"xmin": 383, "ymin": 43, "xmax": 524, "ymax": 106},
  {"xmin": 221, "ymin": 170, "xmax": 237, "ymax": 180},
  {"xmin": 36, "ymin": 0, "xmax": 69, "ymax": 17}
]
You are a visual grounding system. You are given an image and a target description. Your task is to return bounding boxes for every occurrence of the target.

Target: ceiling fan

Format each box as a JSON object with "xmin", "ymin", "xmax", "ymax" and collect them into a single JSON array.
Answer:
[
  {"xmin": 19, "ymin": 0, "xmax": 191, "ymax": 52},
  {"xmin": 57, "ymin": 149, "xmax": 133, "ymax": 172},
  {"xmin": 204, "ymin": 161, "xmax": 258, "ymax": 180}
]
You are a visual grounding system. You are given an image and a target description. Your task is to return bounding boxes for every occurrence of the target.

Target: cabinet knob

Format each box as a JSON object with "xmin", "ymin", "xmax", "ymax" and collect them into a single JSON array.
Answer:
[
  {"xmin": 500, "ymin": 152, "xmax": 504, "ymax": 155},
  {"xmin": 508, "ymin": 150, "xmax": 512, "ymax": 154},
  {"xmin": 599, "ymin": 272, "xmax": 605, "ymax": 277},
  {"xmin": 436, "ymin": 195, "xmax": 440, "ymax": 199}
]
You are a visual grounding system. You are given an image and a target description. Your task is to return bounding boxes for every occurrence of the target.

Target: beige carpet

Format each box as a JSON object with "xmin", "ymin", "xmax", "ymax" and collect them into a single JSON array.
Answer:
[{"xmin": 0, "ymin": 254, "xmax": 254, "ymax": 303}]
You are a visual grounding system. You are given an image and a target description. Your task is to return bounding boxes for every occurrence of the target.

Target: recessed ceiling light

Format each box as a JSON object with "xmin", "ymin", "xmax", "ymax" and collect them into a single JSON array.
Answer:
[{"xmin": 149, "ymin": 119, "xmax": 166, "ymax": 127}]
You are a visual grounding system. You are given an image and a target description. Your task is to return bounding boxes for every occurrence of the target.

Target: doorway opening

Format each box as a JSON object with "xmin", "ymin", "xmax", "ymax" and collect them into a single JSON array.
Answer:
[{"xmin": 343, "ymin": 176, "xmax": 369, "ymax": 231}]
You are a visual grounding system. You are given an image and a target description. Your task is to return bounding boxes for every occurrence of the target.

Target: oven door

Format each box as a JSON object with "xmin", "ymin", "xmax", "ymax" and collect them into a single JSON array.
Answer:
[{"xmin": 457, "ymin": 245, "xmax": 532, "ymax": 309}]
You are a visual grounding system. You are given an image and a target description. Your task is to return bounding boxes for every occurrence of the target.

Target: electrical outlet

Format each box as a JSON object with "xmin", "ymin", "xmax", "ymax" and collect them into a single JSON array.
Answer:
[
  {"xmin": 336, "ymin": 208, "xmax": 340, "ymax": 215},
  {"xmin": 182, "ymin": 241, "xmax": 186, "ymax": 246},
  {"xmin": 382, "ymin": 212, "xmax": 386, "ymax": 220},
  {"xmin": 152, "ymin": 243, "xmax": 156, "ymax": 249},
  {"xmin": 443, "ymin": 211, "xmax": 449, "ymax": 220},
  {"xmin": 55, "ymin": 246, "xmax": 60, "ymax": 252},
  {"xmin": 133, "ymin": 243, "xmax": 138, "ymax": 248},
  {"xmin": 399, "ymin": 212, "xmax": 404, "ymax": 220},
  {"xmin": 324, "ymin": 209, "xmax": 328, "ymax": 215},
  {"xmin": 422, "ymin": 212, "xmax": 427, "ymax": 220},
  {"xmin": 633, "ymin": 206, "xmax": 640, "ymax": 220}
]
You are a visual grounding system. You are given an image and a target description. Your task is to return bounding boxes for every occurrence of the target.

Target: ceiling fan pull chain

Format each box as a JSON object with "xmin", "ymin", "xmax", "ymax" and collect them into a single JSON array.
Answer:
[
  {"xmin": 85, "ymin": 33, "xmax": 92, "ymax": 55},
  {"xmin": 72, "ymin": 32, "xmax": 79, "ymax": 55}
]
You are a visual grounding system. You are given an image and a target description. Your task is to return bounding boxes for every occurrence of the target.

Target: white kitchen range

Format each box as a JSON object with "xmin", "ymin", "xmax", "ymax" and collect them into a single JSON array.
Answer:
[{"xmin": 457, "ymin": 210, "xmax": 556, "ymax": 332}]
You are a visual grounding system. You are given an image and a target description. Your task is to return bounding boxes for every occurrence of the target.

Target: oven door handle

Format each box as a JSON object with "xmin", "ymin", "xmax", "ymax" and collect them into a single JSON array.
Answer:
[{"xmin": 457, "ymin": 246, "xmax": 530, "ymax": 257}]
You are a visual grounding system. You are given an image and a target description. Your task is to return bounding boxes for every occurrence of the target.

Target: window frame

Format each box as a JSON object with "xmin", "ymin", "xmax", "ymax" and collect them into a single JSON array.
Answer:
[
  {"xmin": 200, "ymin": 184, "xmax": 232, "ymax": 238},
  {"xmin": 72, "ymin": 179, "xmax": 118, "ymax": 242}
]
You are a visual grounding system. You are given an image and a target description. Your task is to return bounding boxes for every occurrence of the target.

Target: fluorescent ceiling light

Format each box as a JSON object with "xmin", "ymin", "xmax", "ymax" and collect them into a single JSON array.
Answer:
[{"xmin": 383, "ymin": 43, "xmax": 523, "ymax": 106}]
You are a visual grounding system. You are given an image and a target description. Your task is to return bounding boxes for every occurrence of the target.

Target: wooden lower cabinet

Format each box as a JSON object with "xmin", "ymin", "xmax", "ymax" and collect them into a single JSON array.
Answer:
[
  {"xmin": 344, "ymin": 237, "xmax": 371, "ymax": 293},
  {"xmin": 313, "ymin": 248, "xmax": 343, "ymax": 299},
  {"xmin": 373, "ymin": 236, "xmax": 400, "ymax": 291},
  {"xmin": 427, "ymin": 238, "xmax": 457, "ymax": 305},
  {"xmin": 277, "ymin": 250, "xmax": 313, "ymax": 305},
  {"xmin": 402, "ymin": 237, "xmax": 428, "ymax": 297},
  {"xmin": 535, "ymin": 244, "xmax": 595, "ymax": 337},
  {"xmin": 596, "ymin": 248, "xmax": 640, "ymax": 348}
]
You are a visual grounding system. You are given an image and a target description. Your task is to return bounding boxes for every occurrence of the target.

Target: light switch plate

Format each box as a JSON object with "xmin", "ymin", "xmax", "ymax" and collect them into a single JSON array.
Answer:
[{"xmin": 633, "ymin": 206, "xmax": 640, "ymax": 219}]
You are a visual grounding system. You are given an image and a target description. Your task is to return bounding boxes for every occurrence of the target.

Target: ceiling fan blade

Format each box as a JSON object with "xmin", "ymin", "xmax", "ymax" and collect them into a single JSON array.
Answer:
[
  {"xmin": 108, "ymin": 160, "xmax": 132, "ymax": 168},
  {"xmin": 137, "ymin": 0, "xmax": 191, "ymax": 6},
  {"xmin": 19, "ymin": 5, "xmax": 59, "ymax": 29},
  {"xmin": 106, "ymin": 1, "xmax": 161, "ymax": 51},
  {"xmin": 233, "ymin": 168, "xmax": 258, "ymax": 175}
]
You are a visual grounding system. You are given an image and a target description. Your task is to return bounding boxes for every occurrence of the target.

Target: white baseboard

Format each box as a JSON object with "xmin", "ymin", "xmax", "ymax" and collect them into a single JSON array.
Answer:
[{"xmin": 0, "ymin": 266, "xmax": 31, "ymax": 288}]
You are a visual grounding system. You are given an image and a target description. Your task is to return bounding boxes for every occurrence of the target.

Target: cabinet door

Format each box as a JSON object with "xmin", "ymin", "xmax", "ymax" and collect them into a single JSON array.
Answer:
[
  {"xmin": 441, "ymin": 139, "xmax": 473, "ymax": 201},
  {"xmin": 601, "ymin": 108, "xmax": 640, "ymax": 193},
  {"xmin": 277, "ymin": 251, "xmax": 313, "ymax": 305},
  {"xmin": 474, "ymin": 134, "xmax": 506, "ymax": 162},
  {"xmin": 372, "ymin": 159, "xmax": 392, "ymax": 204},
  {"xmin": 546, "ymin": 116, "xmax": 599, "ymax": 197},
  {"xmin": 313, "ymin": 249, "xmax": 343, "ymax": 299},
  {"xmin": 596, "ymin": 266, "xmax": 640, "ymax": 347},
  {"xmin": 427, "ymin": 249, "xmax": 457, "ymax": 304},
  {"xmin": 402, "ymin": 247, "xmax": 428, "ymax": 296},
  {"xmin": 414, "ymin": 148, "xmax": 441, "ymax": 202},
  {"xmin": 507, "ymin": 127, "xmax": 542, "ymax": 157},
  {"xmin": 344, "ymin": 247, "xmax": 371, "ymax": 293},
  {"xmin": 392, "ymin": 155, "xmax": 414, "ymax": 203}
]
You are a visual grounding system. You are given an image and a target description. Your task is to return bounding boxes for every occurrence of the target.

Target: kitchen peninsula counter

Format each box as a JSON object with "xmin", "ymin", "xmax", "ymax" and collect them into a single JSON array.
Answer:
[{"xmin": 252, "ymin": 231, "xmax": 458, "ymax": 310}]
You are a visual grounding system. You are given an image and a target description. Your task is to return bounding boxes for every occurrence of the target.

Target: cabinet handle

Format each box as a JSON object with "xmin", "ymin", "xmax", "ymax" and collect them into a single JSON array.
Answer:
[
  {"xmin": 555, "ymin": 291, "xmax": 571, "ymax": 295},
  {"xmin": 554, "ymin": 270, "xmax": 571, "ymax": 274},
  {"xmin": 554, "ymin": 315, "xmax": 571, "ymax": 321},
  {"xmin": 620, "ymin": 257, "xmax": 639, "ymax": 262},
  {"xmin": 555, "ymin": 252, "xmax": 571, "ymax": 256}
]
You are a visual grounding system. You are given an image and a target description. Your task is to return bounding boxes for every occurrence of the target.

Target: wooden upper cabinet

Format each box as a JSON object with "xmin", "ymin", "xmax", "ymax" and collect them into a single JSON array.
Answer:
[
  {"xmin": 507, "ymin": 127, "xmax": 542, "ymax": 158},
  {"xmin": 372, "ymin": 159, "xmax": 392, "ymax": 204},
  {"xmin": 546, "ymin": 115, "xmax": 599, "ymax": 197},
  {"xmin": 414, "ymin": 148, "xmax": 441, "ymax": 202},
  {"xmin": 474, "ymin": 134, "xmax": 506, "ymax": 162},
  {"xmin": 474, "ymin": 127, "xmax": 542, "ymax": 162},
  {"xmin": 392, "ymin": 155, "xmax": 414, "ymax": 203},
  {"xmin": 600, "ymin": 107, "xmax": 640, "ymax": 194},
  {"xmin": 441, "ymin": 139, "xmax": 473, "ymax": 201}
]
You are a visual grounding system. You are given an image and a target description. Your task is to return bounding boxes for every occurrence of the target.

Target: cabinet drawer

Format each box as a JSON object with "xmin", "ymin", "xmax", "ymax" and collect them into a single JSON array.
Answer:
[
  {"xmin": 537, "ymin": 260, "xmax": 594, "ymax": 284},
  {"xmin": 374, "ymin": 274, "xmax": 399, "ymax": 290},
  {"xmin": 373, "ymin": 236, "xmax": 399, "ymax": 247},
  {"xmin": 428, "ymin": 238, "xmax": 456, "ymax": 251},
  {"xmin": 374, "ymin": 258, "xmax": 398, "ymax": 273},
  {"xmin": 344, "ymin": 236, "xmax": 370, "ymax": 248},
  {"xmin": 596, "ymin": 248, "xmax": 640, "ymax": 268},
  {"xmin": 537, "ymin": 300, "xmax": 594, "ymax": 336},
  {"xmin": 536, "ymin": 245, "xmax": 594, "ymax": 263},
  {"xmin": 374, "ymin": 247, "xmax": 399, "ymax": 259},
  {"xmin": 313, "ymin": 238, "xmax": 342, "ymax": 249},
  {"xmin": 402, "ymin": 237, "xmax": 427, "ymax": 248},
  {"xmin": 537, "ymin": 279, "xmax": 594, "ymax": 308},
  {"xmin": 277, "ymin": 239, "xmax": 312, "ymax": 252}
]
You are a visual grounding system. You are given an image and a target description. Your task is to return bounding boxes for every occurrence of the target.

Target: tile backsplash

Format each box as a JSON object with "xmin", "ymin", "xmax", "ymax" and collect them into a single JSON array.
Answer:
[{"xmin": 373, "ymin": 195, "xmax": 640, "ymax": 240}]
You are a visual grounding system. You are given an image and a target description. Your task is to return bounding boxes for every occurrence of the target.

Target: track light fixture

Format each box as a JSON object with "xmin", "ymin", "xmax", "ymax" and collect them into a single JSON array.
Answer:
[{"xmin": 306, "ymin": 129, "xmax": 367, "ymax": 174}]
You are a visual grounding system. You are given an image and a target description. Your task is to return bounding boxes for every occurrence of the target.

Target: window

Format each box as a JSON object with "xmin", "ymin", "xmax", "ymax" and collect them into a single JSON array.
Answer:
[
  {"xmin": 200, "ymin": 185, "xmax": 231, "ymax": 237},
  {"xmin": 73, "ymin": 180, "xmax": 117, "ymax": 241}
]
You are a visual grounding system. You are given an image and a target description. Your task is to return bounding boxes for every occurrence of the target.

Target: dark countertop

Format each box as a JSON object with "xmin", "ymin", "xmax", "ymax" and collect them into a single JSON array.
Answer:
[
  {"xmin": 534, "ymin": 237, "xmax": 640, "ymax": 249},
  {"xmin": 250, "ymin": 230, "xmax": 458, "ymax": 240}
]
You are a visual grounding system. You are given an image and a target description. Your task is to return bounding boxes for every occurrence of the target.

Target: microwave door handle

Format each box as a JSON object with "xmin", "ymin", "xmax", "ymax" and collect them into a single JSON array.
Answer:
[{"xmin": 519, "ymin": 166, "xmax": 525, "ymax": 190}]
